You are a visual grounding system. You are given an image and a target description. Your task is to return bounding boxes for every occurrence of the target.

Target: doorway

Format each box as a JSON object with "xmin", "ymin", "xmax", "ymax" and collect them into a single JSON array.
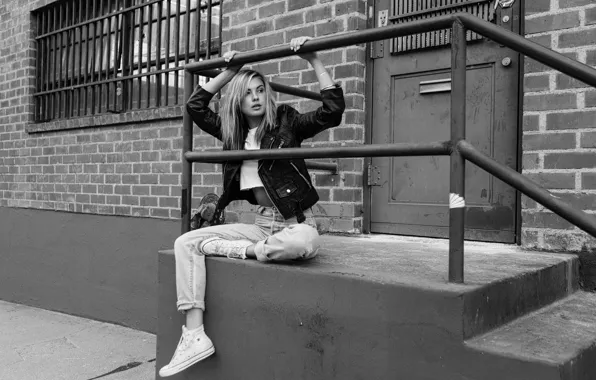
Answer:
[{"xmin": 366, "ymin": 0, "xmax": 523, "ymax": 243}]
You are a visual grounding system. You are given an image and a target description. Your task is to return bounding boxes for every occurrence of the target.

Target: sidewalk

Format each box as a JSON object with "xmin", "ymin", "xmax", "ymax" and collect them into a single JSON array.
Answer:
[{"xmin": 0, "ymin": 300, "xmax": 156, "ymax": 380}]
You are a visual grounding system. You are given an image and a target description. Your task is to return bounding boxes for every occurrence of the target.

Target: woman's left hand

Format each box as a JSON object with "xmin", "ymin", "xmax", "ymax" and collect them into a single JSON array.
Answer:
[{"xmin": 290, "ymin": 36, "xmax": 317, "ymax": 62}]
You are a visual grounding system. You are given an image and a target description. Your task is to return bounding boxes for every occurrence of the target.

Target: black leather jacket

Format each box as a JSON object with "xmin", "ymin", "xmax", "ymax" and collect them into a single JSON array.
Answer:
[{"xmin": 186, "ymin": 84, "xmax": 345, "ymax": 223}]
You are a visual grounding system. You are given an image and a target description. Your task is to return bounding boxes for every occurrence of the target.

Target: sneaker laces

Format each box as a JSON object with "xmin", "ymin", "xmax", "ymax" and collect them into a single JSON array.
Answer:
[
  {"xmin": 174, "ymin": 327, "xmax": 197, "ymax": 356},
  {"xmin": 214, "ymin": 240, "xmax": 243, "ymax": 257},
  {"xmin": 200, "ymin": 238, "xmax": 250, "ymax": 259}
]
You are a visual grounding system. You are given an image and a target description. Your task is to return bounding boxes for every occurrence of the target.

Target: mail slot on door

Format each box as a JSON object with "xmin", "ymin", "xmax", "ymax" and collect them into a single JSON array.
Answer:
[{"xmin": 419, "ymin": 78, "xmax": 452, "ymax": 94}]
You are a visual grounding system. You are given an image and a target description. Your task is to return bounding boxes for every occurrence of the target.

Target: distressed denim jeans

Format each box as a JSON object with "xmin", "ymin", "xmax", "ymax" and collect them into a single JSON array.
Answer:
[{"xmin": 174, "ymin": 207, "xmax": 320, "ymax": 312}]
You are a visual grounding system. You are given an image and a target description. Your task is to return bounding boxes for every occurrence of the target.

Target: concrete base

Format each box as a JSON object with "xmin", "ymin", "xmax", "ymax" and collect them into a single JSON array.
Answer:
[
  {"xmin": 156, "ymin": 235, "xmax": 593, "ymax": 380},
  {"xmin": 0, "ymin": 206, "xmax": 180, "ymax": 333}
]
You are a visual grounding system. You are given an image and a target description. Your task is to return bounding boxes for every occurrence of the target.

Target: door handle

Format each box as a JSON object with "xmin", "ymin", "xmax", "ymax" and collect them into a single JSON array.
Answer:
[{"xmin": 419, "ymin": 78, "xmax": 451, "ymax": 94}]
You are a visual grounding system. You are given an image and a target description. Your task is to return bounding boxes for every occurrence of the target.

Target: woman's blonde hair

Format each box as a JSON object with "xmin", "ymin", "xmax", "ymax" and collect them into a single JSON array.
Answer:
[{"xmin": 220, "ymin": 69, "xmax": 277, "ymax": 150}]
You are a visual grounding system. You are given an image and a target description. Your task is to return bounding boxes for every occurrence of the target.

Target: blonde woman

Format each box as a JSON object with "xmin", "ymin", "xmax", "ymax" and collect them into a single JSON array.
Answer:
[{"xmin": 159, "ymin": 36, "xmax": 345, "ymax": 377}]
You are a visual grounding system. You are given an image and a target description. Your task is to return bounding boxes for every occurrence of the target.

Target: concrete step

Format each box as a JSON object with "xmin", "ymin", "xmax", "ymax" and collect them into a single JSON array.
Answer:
[
  {"xmin": 156, "ymin": 234, "xmax": 582, "ymax": 380},
  {"xmin": 465, "ymin": 291, "xmax": 596, "ymax": 380}
]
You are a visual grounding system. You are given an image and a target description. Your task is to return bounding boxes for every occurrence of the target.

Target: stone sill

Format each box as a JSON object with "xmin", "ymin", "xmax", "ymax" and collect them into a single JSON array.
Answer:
[{"xmin": 26, "ymin": 105, "xmax": 185, "ymax": 134}]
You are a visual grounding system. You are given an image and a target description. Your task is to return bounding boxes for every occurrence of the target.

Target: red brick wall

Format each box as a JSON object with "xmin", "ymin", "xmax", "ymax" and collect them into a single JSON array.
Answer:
[
  {"xmin": 523, "ymin": 0, "xmax": 596, "ymax": 252},
  {"xmin": 0, "ymin": 0, "xmax": 367, "ymax": 233}
]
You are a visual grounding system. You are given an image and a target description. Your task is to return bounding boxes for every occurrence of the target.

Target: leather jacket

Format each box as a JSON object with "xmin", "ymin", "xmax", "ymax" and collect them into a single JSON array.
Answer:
[{"xmin": 186, "ymin": 84, "xmax": 346, "ymax": 223}]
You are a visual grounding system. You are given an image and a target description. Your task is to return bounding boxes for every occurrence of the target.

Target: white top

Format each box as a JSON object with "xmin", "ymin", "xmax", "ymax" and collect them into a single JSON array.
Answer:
[{"xmin": 240, "ymin": 128, "xmax": 265, "ymax": 190}]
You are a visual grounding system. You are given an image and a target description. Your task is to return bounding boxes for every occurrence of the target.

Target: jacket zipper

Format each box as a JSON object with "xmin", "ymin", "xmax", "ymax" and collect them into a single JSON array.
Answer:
[
  {"xmin": 290, "ymin": 162, "xmax": 312, "ymax": 189},
  {"xmin": 256, "ymin": 138, "xmax": 281, "ymax": 215},
  {"xmin": 268, "ymin": 140, "xmax": 284, "ymax": 170},
  {"xmin": 257, "ymin": 168, "xmax": 280, "ymax": 214},
  {"xmin": 258, "ymin": 138, "xmax": 276, "ymax": 171}
]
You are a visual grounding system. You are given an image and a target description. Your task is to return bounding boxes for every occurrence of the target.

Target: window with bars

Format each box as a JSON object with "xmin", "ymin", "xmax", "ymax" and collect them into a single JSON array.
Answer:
[{"xmin": 33, "ymin": 0, "xmax": 221, "ymax": 123}]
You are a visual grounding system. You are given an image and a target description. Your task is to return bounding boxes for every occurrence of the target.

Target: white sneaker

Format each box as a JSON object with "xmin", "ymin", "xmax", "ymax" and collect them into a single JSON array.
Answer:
[
  {"xmin": 158, "ymin": 325, "xmax": 215, "ymax": 377},
  {"xmin": 199, "ymin": 237, "xmax": 253, "ymax": 259}
]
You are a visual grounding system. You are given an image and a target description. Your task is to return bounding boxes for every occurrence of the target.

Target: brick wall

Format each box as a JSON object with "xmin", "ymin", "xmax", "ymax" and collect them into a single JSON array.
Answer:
[
  {"xmin": 0, "ymin": 0, "xmax": 367, "ymax": 233},
  {"xmin": 523, "ymin": 0, "xmax": 596, "ymax": 257},
  {"xmin": 0, "ymin": 0, "xmax": 187, "ymax": 219}
]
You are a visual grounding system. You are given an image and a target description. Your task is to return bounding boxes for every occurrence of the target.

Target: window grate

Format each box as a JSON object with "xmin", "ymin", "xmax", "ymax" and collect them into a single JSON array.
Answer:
[
  {"xmin": 389, "ymin": 0, "xmax": 494, "ymax": 54},
  {"xmin": 33, "ymin": 0, "xmax": 221, "ymax": 122}
]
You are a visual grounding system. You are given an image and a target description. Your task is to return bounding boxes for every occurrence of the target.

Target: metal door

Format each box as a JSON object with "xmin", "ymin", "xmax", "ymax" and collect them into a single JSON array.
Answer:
[{"xmin": 368, "ymin": 0, "xmax": 522, "ymax": 242}]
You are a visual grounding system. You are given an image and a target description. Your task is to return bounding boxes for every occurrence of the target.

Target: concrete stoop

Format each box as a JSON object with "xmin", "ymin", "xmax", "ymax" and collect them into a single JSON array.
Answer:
[
  {"xmin": 466, "ymin": 291, "xmax": 596, "ymax": 379},
  {"xmin": 155, "ymin": 234, "xmax": 596, "ymax": 380}
]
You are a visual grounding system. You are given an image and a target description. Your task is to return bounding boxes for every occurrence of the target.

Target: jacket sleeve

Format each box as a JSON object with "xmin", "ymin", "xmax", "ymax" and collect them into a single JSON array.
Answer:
[
  {"xmin": 289, "ymin": 85, "xmax": 346, "ymax": 142},
  {"xmin": 185, "ymin": 85, "xmax": 223, "ymax": 141}
]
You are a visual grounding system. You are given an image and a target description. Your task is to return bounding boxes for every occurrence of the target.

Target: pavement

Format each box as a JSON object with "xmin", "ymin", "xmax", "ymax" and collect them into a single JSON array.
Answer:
[{"xmin": 0, "ymin": 300, "xmax": 156, "ymax": 380}]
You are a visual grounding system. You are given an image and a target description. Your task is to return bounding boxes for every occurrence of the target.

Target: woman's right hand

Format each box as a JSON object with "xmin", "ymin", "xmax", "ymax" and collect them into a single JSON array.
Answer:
[
  {"xmin": 223, "ymin": 50, "xmax": 243, "ymax": 73},
  {"xmin": 202, "ymin": 51, "xmax": 243, "ymax": 94}
]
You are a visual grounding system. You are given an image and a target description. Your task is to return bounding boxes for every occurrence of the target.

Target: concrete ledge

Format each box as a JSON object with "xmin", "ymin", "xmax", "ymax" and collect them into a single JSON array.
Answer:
[{"xmin": 156, "ymin": 235, "xmax": 578, "ymax": 380}]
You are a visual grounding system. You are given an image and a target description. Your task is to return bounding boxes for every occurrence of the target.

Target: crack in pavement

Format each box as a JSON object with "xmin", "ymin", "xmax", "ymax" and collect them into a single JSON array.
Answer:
[{"xmin": 85, "ymin": 358, "xmax": 155, "ymax": 380}]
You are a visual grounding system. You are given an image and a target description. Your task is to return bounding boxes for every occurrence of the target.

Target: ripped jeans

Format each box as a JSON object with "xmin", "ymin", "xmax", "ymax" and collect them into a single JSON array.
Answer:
[{"xmin": 174, "ymin": 207, "xmax": 320, "ymax": 312}]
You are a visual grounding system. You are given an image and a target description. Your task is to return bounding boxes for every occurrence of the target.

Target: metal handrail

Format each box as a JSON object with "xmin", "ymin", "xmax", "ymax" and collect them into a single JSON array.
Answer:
[
  {"xmin": 184, "ymin": 142, "xmax": 451, "ymax": 162},
  {"xmin": 458, "ymin": 141, "xmax": 596, "ymax": 237},
  {"xmin": 181, "ymin": 12, "xmax": 596, "ymax": 284},
  {"xmin": 183, "ymin": 13, "xmax": 596, "ymax": 88}
]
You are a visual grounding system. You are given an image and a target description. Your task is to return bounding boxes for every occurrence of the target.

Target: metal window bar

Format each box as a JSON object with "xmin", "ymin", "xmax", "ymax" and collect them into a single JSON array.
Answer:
[
  {"xmin": 156, "ymin": 0, "xmax": 163, "ymax": 107},
  {"xmin": 182, "ymin": 13, "xmax": 596, "ymax": 284},
  {"xmin": 33, "ymin": 0, "xmax": 222, "ymax": 122},
  {"xmin": 164, "ymin": 0, "xmax": 171, "ymax": 105},
  {"xmin": 91, "ymin": 0, "xmax": 98, "ymax": 115}
]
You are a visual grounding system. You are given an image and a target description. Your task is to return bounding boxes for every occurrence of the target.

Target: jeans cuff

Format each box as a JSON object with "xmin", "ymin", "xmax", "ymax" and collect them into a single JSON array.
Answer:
[
  {"xmin": 253, "ymin": 239, "xmax": 271, "ymax": 262},
  {"xmin": 177, "ymin": 300, "xmax": 205, "ymax": 312}
]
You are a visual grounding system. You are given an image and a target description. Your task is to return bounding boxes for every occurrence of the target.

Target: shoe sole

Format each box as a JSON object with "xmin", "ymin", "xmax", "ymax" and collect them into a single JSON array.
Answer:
[{"xmin": 158, "ymin": 345, "xmax": 215, "ymax": 378}]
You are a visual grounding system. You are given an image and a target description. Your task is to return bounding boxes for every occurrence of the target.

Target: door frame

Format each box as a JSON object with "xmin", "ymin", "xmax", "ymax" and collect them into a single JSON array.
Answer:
[{"xmin": 362, "ymin": 0, "xmax": 526, "ymax": 245}]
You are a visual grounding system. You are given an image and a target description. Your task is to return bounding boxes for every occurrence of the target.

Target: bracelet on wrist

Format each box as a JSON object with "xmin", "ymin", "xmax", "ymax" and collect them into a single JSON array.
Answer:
[{"xmin": 320, "ymin": 83, "xmax": 338, "ymax": 91}]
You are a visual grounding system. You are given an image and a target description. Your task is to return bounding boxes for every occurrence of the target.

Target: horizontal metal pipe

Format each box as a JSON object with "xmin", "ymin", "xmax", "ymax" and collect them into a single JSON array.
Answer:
[
  {"xmin": 185, "ymin": 142, "xmax": 451, "ymax": 163},
  {"xmin": 458, "ymin": 140, "xmax": 596, "ymax": 238},
  {"xmin": 305, "ymin": 160, "xmax": 338, "ymax": 174},
  {"xmin": 459, "ymin": 13, "xmax": 596, "ymax": 88},
  {"xmin": 184, "ymin": 15, "xmax": 456, "ymax": 73},
  {"xmin": 199, "ymin": 69, "xmax": 322, "ymax": 101},
  {"xmin": 183, "ymin": 13, "xmax": 596, "ymax": 90}
]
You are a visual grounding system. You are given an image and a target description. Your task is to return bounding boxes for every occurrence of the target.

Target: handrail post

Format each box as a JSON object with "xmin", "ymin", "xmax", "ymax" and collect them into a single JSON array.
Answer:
[
  {"xmin": 449, "ymin": 20, "xmax": 467, "ymax": 283},
  {"xmin": 181, "ymin": 70, "xmax": 194, "ymax": 234}
]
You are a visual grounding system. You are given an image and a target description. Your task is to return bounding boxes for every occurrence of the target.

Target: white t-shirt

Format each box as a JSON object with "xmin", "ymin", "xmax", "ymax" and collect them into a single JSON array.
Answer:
[{"xmin": 240, "ymin": 128, "xmax": 265, "ymax": 190}]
